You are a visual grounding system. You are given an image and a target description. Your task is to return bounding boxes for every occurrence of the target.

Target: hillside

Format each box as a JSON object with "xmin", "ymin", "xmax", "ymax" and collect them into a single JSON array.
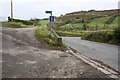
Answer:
[{"xmin": 53, "ymin": 9, "xmax": 120, "ymax": 31}]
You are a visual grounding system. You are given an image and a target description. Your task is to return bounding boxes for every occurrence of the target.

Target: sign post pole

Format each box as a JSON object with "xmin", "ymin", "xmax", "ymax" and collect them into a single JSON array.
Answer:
[{"xmin": 45, "ymin": 11, "xmax": 54, "ymax": 35}]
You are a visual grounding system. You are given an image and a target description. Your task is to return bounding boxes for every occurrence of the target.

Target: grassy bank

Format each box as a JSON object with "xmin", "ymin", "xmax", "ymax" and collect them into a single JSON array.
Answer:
[
  {"xmin": 81, "ymin": 27, "xmax": 120, "ymax": 45},
  {"xmin": 56, "ymin": 29, "xmax": 120, "ymax": 45},
  {"xmin": 35, "ymin": 28, "xmax": 66, "ymax": 50},
  {"xmin": 39, "ymin": 20, "xmax": 49, "ymax": 27},
  {"xmin": 2, "ymin": 22, "xmax": 35, "ymax": 28},
  {"xmin": 58, "ymin": 16, "xmax": 119, "ymax": 31},
  {"xmin": 56, "ymin": 30, "xmax": 102, "ymax": 37}
]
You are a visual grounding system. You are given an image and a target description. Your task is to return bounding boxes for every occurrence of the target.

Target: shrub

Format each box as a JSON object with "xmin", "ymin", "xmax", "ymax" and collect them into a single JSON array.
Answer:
[
  {"xmin": 112, "ymin": 27, "xmax": 120, "ymax": 45},
  {"xmin": 81, "ymin": 30, "xmax": 120, "ymax": 45},
  {"xmin": 105, "ymin": 15, "xmax": 117, "ymax": 24},
  {"xmin": 9, "ymin": 22, "xmax": 23, "ymax": 27},
  {"xmin": 12, "ymin": 19, "xmax": 34, "ymax": 25}
]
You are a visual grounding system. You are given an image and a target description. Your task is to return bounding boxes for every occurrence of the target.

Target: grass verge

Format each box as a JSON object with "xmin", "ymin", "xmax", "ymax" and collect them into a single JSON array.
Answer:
[
  {"xmin": 35, "ymin": 28, "xmax": 66, "ymax": 50},
  {"xmin": 81, "ymin": 27, "xmax": 120, "ymax": 45},
  {"xmin": 56, "ymin": 29, "xmax": 120, "ymax": 45},
  {"xmin": 56, "ymin": 30, "xmax": 104, "ymax": 37},
  {"xmin": 2, "ymin": 22, "xmax": 35, "ymax": 28}
]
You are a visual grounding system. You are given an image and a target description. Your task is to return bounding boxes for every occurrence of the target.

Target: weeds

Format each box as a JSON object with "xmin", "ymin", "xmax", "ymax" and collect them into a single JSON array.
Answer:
[
  {"xmin": 81, "ymin": 27, "xmax": 120, "ymax": 45},
  {"xmin": 35, "ymin": 28, "xmax": 66, "ymax": 50}
]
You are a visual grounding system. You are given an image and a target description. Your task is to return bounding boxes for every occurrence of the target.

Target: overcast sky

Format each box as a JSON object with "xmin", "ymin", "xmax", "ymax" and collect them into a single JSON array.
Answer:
[{"xmin": 0, "ymin": 0, "xmax": 119, "ymax": 20}]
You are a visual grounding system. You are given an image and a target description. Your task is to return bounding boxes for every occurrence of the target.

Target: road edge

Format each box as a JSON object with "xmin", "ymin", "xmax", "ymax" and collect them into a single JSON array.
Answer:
[{"xmin": 66, "ymin": 47, "xmax": 119, "ymax": 78}]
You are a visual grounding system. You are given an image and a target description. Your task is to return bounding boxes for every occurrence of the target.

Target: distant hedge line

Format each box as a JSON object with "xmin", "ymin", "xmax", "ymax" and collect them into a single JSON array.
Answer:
[
  {"xmin": 81, "ymin": 27, "xmax": 120, "ymax": 45},
  {"xmin": 8, "ymin": 17, "xmax": 34, "ymax": 25},
  {"xmin": 12, "ymin": 19, "xmax": 34, "ymax": 25},
  {"xmin": 2, "ymin": 22, "xmax": 34, "ymax": 28},
  {"xmin": 105, "ymin": 15, "xmax": 117, "ymax": 24}
]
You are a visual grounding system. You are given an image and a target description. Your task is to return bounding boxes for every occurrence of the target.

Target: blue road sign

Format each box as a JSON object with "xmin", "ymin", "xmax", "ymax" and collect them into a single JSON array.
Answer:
[{"xmin": 50, "ymin": 16, "xmax": 54, "ymax": 22}]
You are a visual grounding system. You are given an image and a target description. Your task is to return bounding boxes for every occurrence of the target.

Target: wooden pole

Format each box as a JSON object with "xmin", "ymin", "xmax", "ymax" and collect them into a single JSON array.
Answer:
[{"xmin": 11, "ymin": 0, "xmax": 13, "ymax": 21}]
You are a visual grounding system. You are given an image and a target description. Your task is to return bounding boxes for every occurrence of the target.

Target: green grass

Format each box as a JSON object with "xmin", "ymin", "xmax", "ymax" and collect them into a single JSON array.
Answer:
[
  {"xmin": 60, "ymin": 24, "xmax": 70, "ymax": 29},
  {"xmin": 59, "ymin": 23, "xmax": 84, "ymax": 30},
  {"xmin": 81, "ymin": 27, "xmax": 120, "ymax": 45},
  {"xmin": 73, "ymin": 23, "xmax": 84, "ymax": 28},
  {"xmin": 35, "ymin": 20, "xmax": 66, "ymax": 50},
  {"xmin": 39, "ymin": 20, "xmax": 49, "ymax": 27},
  {"xmin": 87, "ymin": 16, "xmax": 110, "ymax": 27},
  {"xmin": 35, "ymin": 28, "xmax": 66, "ymax": 50},
  {"xmin": 56, "ymin": 30, "xmax": 99, "ymax": 37},
  {"xmin": 35, "ymin": 28, "xmax": 50, "ymax": 41},
  {"xmin": 59, "ymin": 16, "xmax": 119, "ymax": 30},
  {"xmin": 109, "ymin": 16, "xmax": 120, "ymax": 27},
  {"xmin": 2, "ymin": 22, "xmax": 34, "ymax": 28},
  {"xmin": 59, "ymin": 16, "xmax": 111, "ymax": 29}
]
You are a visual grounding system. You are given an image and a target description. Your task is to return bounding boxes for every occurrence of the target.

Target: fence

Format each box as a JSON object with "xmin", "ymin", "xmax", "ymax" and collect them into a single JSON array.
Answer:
[{"xmin": 51, "ymin": 28, "xmax": 62, "ymax": 43}]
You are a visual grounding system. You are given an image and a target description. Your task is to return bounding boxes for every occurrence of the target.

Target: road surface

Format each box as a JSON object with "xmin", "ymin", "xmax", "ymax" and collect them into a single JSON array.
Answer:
[
  {"xmin": 1, "ymin": 27, "xmax": 111, "ymax": 78},
  {"xmin": 62, "ymin": 37, "xmax": 119, "ymax": 71}
]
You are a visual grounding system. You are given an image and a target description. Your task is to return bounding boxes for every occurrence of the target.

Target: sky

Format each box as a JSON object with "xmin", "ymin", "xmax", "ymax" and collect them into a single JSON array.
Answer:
[{"xmin": 0, "ymin": 0, "xmax": 120, "ymax": 20}]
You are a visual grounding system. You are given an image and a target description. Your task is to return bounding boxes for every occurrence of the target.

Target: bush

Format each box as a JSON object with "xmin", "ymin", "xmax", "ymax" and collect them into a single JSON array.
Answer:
[
  {"xmin": 9, "ymin": 22, "xmax": 23, "ymax": 27},
  {"xmin": 2, "ymin": 22, "xmax": 34, "ymax": 28},
  {"xmin": 13, "ymin": 19, "xmax": 34, "ymax": 25},
  {"xmin": 105, "ymin": 15, "xmax": 117, "ymax": 24},
  {"xmin": 81, "ymin": 29, "xmax": 120, "ymax": 45},
  {"xmin": 112, "ymin": 27, "xmax": 120, "ymax": 45}
]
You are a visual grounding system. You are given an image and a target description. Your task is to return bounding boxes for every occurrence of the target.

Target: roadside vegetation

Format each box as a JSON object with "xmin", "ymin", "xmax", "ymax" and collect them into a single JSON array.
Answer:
[
  {"xmin": 39, "ymin": 20, "xmax": 49, "ymax": 27},
  {"xmin": 2, "ymin": 22, "xmax": 35, "ymax": 28},
  {"xmin": 2, "ymin": 18, "xmax": 40, "ymax": 28},
  {"xmin": 81, "ymin": 27, "xmax": 120, "ymax": 45},
  {"xmin": 53, "ymin": 9, "xmax": 120, "ymax": 45},
  {"xmin": 56, "ymin": 30, "xmax": 97, "ymax": 37},
  {"xmin": 35, "ymin": 20, "xmax": 66, "ymax": 50},
  {"xmin": 56, "ymin": 16, "xmax": 119, "ymax": 31}
]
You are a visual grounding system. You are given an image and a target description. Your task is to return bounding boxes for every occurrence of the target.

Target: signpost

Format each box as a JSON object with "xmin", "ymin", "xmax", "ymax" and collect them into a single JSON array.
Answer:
[
  {"xmin": 50, "ymin": 16, "xmax": 54, "ymax": 22},
  {"xmin": 45, "ymin": 11, "xmax": 62, "ymax": 43},
  {"xmin": 45, "ymin": 11, "xmax": 52, "ymax": 16},
  {"xmin": 45, "ymin": 11, "xmax": 54, "ymax": 34}
]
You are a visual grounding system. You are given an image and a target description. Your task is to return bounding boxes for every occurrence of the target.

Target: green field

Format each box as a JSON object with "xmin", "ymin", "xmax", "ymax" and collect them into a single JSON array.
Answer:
[
  {"xmin": 55, "ymin": 9, "xmax": 120, "ymax": 45},
  {"xmin": 58, "ymin": 16, "xmax": 119, "ymax": 30},
  {"xmin": 109, "ymin": 16, "xmax": 119, "ymax": 27},
  {"xmin": 40, "ymin": 20, "xmax": 49, "ymax": 27},
  {"xmin": 87, "ymin": 16, "xmax": 110, "ymax": 27}
]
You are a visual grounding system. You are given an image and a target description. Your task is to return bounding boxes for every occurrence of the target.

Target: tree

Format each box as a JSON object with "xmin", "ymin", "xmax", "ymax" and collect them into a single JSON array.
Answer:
[
  {"xmin": 8, "ymin": 16, "xmax": 11, "ymax": 22},
  {"xmin": 83, "ymin": 24, "xmax": 87, "ymax": 31}
]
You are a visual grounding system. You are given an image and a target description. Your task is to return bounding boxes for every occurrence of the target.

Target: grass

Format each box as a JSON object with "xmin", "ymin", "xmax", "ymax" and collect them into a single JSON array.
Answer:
[
  {"xmin": 59, "ymin": 17, "xmax": 110, "ymax": 29},
  {"xmin": 39, "ymin": 20, "xmax": 49, "ymax": 27},
  {"xmin": 73, "ymin": 23, "xmax": 84, "ymax": 28},
  {"xmin": 56, "ymin": 30, "xmax": 100, "ymax": 37},
  {"xmin": 81, "ymin": 27, "xmax": 120, "ymax": 45},
  {"xmin": 87, "ymin": 16, "xmax": 110, "ymax": 27},
  {"xmin": 35, "ymin": 20, "xmax": 66, "ymax": 50},
  {"xmin": 59, "ymin": 23, "xmax": 84, "ymax": 30},
  {"xmin": 59, "ymin": 16, "xmax": 119, "ymax": 30},
  {"xmin": 35, "ymin": 28, "xmax": 66, "ymax": 50},
  {"xmin": 60, "ymin": 24, "xmax": 70, "ymax": 29},
  {"xmin": 2, "ymin": 22, "xmax": 35, "ymax": 28},
  {"xmin": 35, "ymin": 28, "xmax": 50, "ymax": 41},
  {"xmin": 109, "ymin": 16, "xmax": 120, "ymax": 27}
]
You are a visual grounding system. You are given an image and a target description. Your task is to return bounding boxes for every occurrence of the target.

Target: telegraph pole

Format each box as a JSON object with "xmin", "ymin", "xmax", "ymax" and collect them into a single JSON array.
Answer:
[{"xmin": 11, "ymin": 0, "xmax": 13, "ymax": 21}]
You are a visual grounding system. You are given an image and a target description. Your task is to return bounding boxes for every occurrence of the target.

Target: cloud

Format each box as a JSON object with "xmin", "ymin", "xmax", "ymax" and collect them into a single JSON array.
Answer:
[{"xmin": 0, "ymin": 0, "xmax": 119, "ymax": 20}]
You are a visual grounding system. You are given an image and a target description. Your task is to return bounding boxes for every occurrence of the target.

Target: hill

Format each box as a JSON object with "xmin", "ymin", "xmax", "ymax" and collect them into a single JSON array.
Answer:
[{"xmin": 53, "ymin": 9, "xmax": 120, "ymax": 31}]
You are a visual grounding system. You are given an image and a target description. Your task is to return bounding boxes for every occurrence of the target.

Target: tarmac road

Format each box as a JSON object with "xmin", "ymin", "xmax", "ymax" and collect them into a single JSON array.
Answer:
[
  {"xmin": 1, "ymin": 27, "xmax": 113, "ymax": 78},
  {"xmin": 62, "ymin": 37, "xmax": 119, "ymax": 72}
]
